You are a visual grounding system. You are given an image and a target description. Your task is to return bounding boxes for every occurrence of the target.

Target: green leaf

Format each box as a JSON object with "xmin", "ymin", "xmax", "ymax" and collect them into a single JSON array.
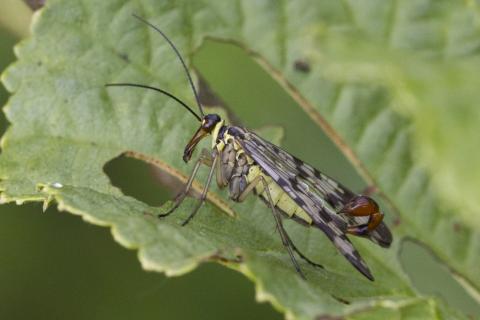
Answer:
[{"xmin": 1, "ymin": 0, "xmax": 478, "ymax": 319}]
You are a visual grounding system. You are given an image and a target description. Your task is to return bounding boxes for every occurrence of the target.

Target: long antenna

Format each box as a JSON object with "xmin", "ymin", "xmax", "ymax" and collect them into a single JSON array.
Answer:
[
  {"xmin": 105, "ymin": 83, "xmax": 201, "ymax": 121},
  {"xmin": 132, "ymin": 14, "xmax": 204, "ymax": 117}
]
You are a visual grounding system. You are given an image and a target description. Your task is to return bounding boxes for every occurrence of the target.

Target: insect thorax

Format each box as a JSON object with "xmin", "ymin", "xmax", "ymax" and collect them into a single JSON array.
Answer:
[{"xmin": 211, "ymin": 125, "xmax": 314, "ymax": 225}]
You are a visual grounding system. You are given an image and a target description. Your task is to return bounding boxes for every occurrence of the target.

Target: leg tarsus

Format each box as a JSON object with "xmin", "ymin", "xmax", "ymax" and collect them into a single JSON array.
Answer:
[
  {"xmin": 287, "ymin": 239, "xmax": 324, "ymax": 269},
  {"xmin": 158, "ymin": 205, "xmax": 179, "ymax": 218},
  {"xmin": 181, "ymin": 201, "xmax": 203, "ymax": 226},
  {"xmin": 284, "ymin": 240, "xmax": 307, "ymax": 279}
]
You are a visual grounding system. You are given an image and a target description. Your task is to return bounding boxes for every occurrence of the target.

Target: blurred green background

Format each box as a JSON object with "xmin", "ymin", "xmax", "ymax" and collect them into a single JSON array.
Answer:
[{"xmin": 0, "ymin": 2, "xmax": 478, "ymax": 319}]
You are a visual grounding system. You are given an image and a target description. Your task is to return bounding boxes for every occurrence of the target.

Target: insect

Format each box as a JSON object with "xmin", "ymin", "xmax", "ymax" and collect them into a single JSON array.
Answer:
[{"xmin": 106, "ymin": 15, "xmax": 392, "ymax": 281}]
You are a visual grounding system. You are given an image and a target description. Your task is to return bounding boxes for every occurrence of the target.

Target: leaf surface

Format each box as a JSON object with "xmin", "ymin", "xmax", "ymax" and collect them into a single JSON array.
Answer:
[{"xmin": 1, "ymin": 0, "xmax": 478, "ymax": 318}]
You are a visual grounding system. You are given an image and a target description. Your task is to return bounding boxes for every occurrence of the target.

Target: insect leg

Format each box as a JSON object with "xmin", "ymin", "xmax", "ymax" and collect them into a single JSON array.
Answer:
[
  {"xmin": 181, "ymin": 152, "xmax": 219, "ymax": 226},
  {"xmin": 215, "ymin": 148, "xmax": 228, "ymax": 188},
  {"xmin": 237, "ymin": 176, "xmax": 306, "ymax": 279},
  {"xmin": 158, "ymin": 149, "xmax": 212, "ymax": 218},
  {"xmin": 262, "ymin": 178, "xmax": 307, "ymax": 279},
  {"xmin": 285, "ymin": 239, "xmax": 324, "ymax": 270},
  {"xmin": 236, "ymin": 178, "xmax": 323, "ymax": 271}
]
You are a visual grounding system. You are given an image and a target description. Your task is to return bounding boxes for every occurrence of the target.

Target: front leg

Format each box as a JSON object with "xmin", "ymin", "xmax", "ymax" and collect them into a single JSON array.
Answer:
[
  {"xmin": 181, "ymin": 151, "xmax": 219, "ymax": 226},
  {"xmin": 215, "ymin": 147, "xmax": 228, "ymax": 188},
  {"xmin": 158, "ymin": 148, "xmax": 213, "ymax": 218},
  {"xmin": 216, "ymin": 142, "xmax": 236, "ymax": 189}
]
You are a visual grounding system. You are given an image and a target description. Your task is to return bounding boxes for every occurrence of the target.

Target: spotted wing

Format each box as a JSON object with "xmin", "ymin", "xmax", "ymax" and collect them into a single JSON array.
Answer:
[
  {"xmin": 233, "ymin": 128, "xmax": 375, "ymax": 280},
  {"xmin": 238, "ymin": 128, "xmax": 392, "ymax": 248}
]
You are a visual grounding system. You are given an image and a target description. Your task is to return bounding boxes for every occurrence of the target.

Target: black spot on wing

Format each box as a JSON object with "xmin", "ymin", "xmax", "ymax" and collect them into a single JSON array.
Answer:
[
  {"xmin": 289, "ymin": 177, "xmax": 301, "ymax": 191},
  {"xmin": 326, "ymin": 192, "xmax": 346, "ymax": 210},
  {"xmin": 312, "ymin": 218, "xmax": 374, "ymax": 281}
]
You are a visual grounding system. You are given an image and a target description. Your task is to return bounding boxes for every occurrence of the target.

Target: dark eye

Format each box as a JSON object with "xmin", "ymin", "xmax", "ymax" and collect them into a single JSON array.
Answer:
[
  {"xmin": 204, "ymin": 121, "xmax": 213, "ymax": 129},
  {"xmin": 202, "ymin": 114, "xmax": 221, "ymax": 132}
]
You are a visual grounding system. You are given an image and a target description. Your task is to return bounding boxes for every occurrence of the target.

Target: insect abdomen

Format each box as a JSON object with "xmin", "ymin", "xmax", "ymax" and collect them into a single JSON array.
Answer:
[{"xmin": 246, "ymin": 164, "xmax": 313, "ymax": 225}]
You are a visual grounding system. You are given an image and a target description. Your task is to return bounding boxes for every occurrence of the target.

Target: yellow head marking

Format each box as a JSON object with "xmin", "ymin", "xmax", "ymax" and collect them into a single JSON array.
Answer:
[{"xmin": 211, "ymin": 119, "xmax": 225, "ymax": 149}]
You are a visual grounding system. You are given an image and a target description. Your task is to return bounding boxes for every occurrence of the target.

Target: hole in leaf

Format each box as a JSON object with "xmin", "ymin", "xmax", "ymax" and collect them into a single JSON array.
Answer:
[
  {"xmin": 104, "ymin": 154, "xmax": 180, "ymax": 207},
  {"xmin": 400, "ymin": 239, "xmax": 480, "ymax": 317}
]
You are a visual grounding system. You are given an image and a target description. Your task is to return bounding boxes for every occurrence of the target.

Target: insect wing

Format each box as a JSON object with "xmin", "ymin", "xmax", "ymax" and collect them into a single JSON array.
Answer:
[
  {"xmin": 235, "ymin": 128, "xmax": 374, "ymax": 280},
  {"xmin": 239, "ymin": 128, "xmax": 392, "ymax": 248}
]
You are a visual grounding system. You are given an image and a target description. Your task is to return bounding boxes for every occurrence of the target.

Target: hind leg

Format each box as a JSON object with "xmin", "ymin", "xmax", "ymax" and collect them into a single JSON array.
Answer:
[
  {"xmin": 237, "ymin": 176, "xmax": 324, "ymax": 278},
  {"xmin": 286, "ymin": 239, "xmax": 324, "ymax": 269}
]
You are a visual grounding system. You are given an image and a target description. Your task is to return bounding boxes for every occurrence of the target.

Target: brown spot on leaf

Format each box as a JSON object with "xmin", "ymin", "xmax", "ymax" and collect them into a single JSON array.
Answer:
[
  {"xmin": 23, "ymin": 0, "xmax": 45, "ymax": 10},
  {"xmin": 118, "ymin": 53, "xmax": 129, "ymax": 62},
  {"xmin": 361, "ymin": 185, "xmax": 378, "ymax": 196},
  {"xmin": 392, "ymin": 216, "xmax": 401, "ymax": 227},
  {"xmin": 210, "ymin": 251, "xmax": 243, "ymax": 264},
  {"xmin": 453, "ymin": 222, "xmax": 463, "ymax": 233},
  {"xmin": 294, "ymin": 59, "xmax": 311, "ymax": 73}
]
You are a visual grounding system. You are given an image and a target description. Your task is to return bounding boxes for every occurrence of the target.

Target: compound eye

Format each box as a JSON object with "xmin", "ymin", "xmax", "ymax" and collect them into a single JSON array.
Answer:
[
  {"xmin": 202, "ymin": 114, "xmax": 221, "ymax": 131},
  {"xmin": 203, "ymin": 120, "xmax": 214, "ymax": 131}
]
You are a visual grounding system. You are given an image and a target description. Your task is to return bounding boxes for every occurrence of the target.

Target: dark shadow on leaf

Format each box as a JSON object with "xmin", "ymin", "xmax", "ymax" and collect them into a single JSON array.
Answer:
[
  {"xmin": 23, "ymin": 0, "xmax": 45, "ymax": 11},
  {"xmin": 331, "ymin": 294, "xmax": 350, "ymax": 305}
]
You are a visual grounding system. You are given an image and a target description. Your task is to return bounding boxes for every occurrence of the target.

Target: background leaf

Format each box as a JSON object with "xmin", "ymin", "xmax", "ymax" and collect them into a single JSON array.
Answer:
[{"xmin": 1, "ymin": 0, "xmax": 478, "ymax": 319}]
